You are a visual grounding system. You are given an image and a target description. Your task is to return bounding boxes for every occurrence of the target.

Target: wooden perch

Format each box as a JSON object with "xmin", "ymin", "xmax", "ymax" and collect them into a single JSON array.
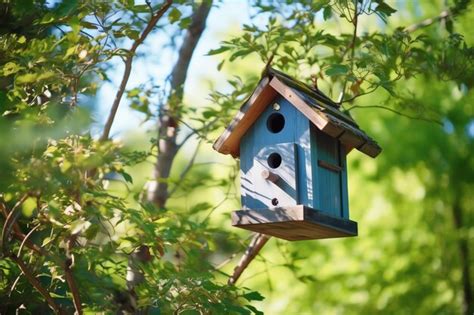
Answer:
[{"xmin": 261, "ymin": 169, "xmax": 280, "ymax": 182}]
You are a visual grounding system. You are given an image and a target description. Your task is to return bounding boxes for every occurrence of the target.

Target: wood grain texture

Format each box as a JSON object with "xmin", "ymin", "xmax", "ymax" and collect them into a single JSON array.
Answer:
[
  {"xmin": 315, "ymin": 129, "xmax": 343, "ymax": 217},
  {"xmin": 213, "ymin": 77, "xmax": 278, "ymax": 157},
  {"xmin": 318, "ymin": 160, "xmax": 342, "ymax": 172},
  {"xmin": 239, "ymin": 96, "xmax": 300, "ymax": 209},
  {"xmin": 213, "ymin": 71, "xmax": 381, "ymax": 159},
  {"xmin": 232, "ymin": 205, "xmax": 357, "ymax": 241}
]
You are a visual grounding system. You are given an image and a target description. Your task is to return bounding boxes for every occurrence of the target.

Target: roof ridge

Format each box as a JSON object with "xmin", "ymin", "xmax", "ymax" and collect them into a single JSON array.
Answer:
[{"xmin": 266, "ymin": 67, "xmax": 358, "ymax": 128}]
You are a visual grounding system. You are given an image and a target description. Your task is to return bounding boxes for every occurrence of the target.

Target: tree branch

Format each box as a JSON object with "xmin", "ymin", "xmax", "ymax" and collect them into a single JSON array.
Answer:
[
  {"xmin": 4, "ymin": 199, "xmax": 83, "ymax": 313},
  {"xmin": 148, "ymin": 0, "xmax": 212, "ymax": 208},
  {"xmin": 341, "ymin": 84, "xmax": 379, "ymax": 104},
  {"xmin": 404, "ymin": 10, "xmax": 449, "ymax": 33},
  {"xmin": 452, "ymin": 197, "xmax": 473, "ymax": 315},
  {"xmin": 64, "ymin": 266, "xmax": 82, "ymax": 315},
  {"xmin": 17, "ymin": 224, "xmax": 40, "ymax": 258},
  {"xmin": 62, "ymin": 235, "xmax": 82, "ymax": 315},
  {"xmin": 10, "ymin": 255, "xmax": 63, "ymax": 314},
  {"xmin": 228, "ymin": 233, "xmax": 270, "ymax": 285},
  {"xmin": 125, "ymin": 2, "xmax": 212, "ymax": 313},
  {"xmin": 338, "ymin": 0, "xmax": 359, "ymax": 104},
  {"xmin": 1, "ymin": 193, "xmax": 29, "ymax": 253},
  {"xmin": 100, "ymin": 0, "xmax": 173, "ymax": 141},
  {"xmin": 345, "ymin": 104, "xmax": 443, "ymax": 125},
  {"xmin": 167, "ymin": 140, "xmax": 202, "ymax": 198}
]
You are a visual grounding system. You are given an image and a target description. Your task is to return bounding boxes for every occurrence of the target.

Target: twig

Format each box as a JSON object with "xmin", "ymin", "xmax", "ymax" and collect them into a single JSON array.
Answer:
[
  {"xmin": 405, "ymin": 10, "xmax": 449, "ymax": 33},
  {"xmin": 167, "ymin": 140, "xmax": 202, "ymax": 198},
  {"xmin": 215, "ymin": 252, "xmax": 238, "ymax": 270},
  {"xmin": 62, "ymin": 234, "xmax": 82, "ymax": 315},
  {"xmin": 176, "ymin": 116, "xmax": 219, "ymax": 148},
  {"xmin": 100, "ymin": 0, "xmax": 173, "ymax": 141},
  {"xmin": 148, "ymin": 0, "xmax": 213, "ymax": 208},
  {"xmin": 214, "ymin": 234, "xmax": 254, "ymax": 270},
  {"xmin": 13, "ymin": 231, "xmax": 49, "ymax": 257},
  {"xmin": 345, "ymin": 104, "xmax": 443, "ymax": 125},
  {"xmin": 129, "ymin": 3, "xmax": 213, "ymax": 312},
  {"xmin": 64, "ymin": 266, "xmax": 82, "ymax": 314},
  {"xmin": 338, "ymin": 0, "xmax": 359, "ymax": 104},
  {"xmin": 228, "ymin": 233, "xmax": 270, "ymax": 285},
  {"xmin": 341, "ymin": 84, "xmax": 379, "ymax": 104},
  {"xmin": 17, "ymin": 224, "xmax": 41, "ymax": 258},
  {"xmin": 1, "ymin": 194, "xmax": 29, "ymax": 253},
  {"xmin": 10, "ymin": 255, "xmax": 63, "ymax": 314}
]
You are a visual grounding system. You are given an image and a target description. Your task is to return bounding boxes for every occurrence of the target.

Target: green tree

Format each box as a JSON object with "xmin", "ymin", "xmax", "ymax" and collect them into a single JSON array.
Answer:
[
  {"xmin": 1, "ymin": 0, "xmax": 473, "ymax": 314},
  {"xmin": 0, "ymin": 1, "xmax": 261, "ymax": 313},
  {"xmin": 210, "ymin": 1, "xmax": 473, "ymax": 314}
]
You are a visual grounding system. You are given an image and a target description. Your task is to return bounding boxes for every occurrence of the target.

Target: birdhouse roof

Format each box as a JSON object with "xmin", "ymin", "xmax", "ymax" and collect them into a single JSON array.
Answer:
[{"xmin": 213, "ymin": 67, "xmax": 382, "ymax": 158}]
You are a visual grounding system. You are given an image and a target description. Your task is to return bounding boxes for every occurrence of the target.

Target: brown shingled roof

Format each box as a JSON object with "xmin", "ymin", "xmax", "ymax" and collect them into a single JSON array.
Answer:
[{"xmin": 213, "ymin": 67, "xmax": 382, "ymax": 158}]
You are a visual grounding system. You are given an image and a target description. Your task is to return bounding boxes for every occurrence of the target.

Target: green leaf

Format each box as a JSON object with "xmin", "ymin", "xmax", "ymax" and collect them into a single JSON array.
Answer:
[
  {"xmin": 229, "ymin": 49, "xmax": 253, "ymax": 61},
  {"xmin": 2, "ymin": 62, "xmax": 21, "ymax": 76},
  {"xmin": 124, "ymin": 29, "xmax": 140, "ymax": 40},
  {"xmin": 127, "ymin": 88, "xmax": 140, "ymax": 97},
  {"xmin": 60, "ymin": 160, "xmax": 72, "ymax": 173},
  {"xmin": 190, "ymin": 202, "xmax": 212, "ymax": 213},
  {"xmin": 120, "ymin": 171, "xmax": 133, "ymax": 184},
  {"xmin": 207, "ymin": 46, "xmax": 230, "ymax": 56},
  {"xmin": 323, "ymin": 6, "xmax": 332, "ymax": 20},
  {"xmin": 42, "ymin": 236, "xmax": 53, "ymax": 247},
  {"xmin": 374, "ymin": 1, "xmax": 397, "ymax": 17},
  {"xmin": 69, "ymin": 219, "xmax": 92, "ymax": 235},
  {"xmin": 325, "ymin": 64, "xmax": 349, "ymax": 76},
  {"xmin": 217, "ymin": 59, "xmax": 225, "ymax": 71},
  {"xmin": 179, "ymin": 16, "xmax": 192, "ymax": 29},
  {"xmin": 15, "ymin": 73, "xmax": 38, "ymax": 84},
  {"xmin": 168, "ymin": 7, "xmax": 182, "ymax": 24},
  {"xmin": 227, "ymin": 305, "xmax": 251, "ymax": 315},
  {"xmin": 133, "ymin": 4, "xmax": 150, "ymax": 13},
  {"xmin": 21, "ymin": 197, "xmax": 36, "ymax": 217},
  {"xmin": 245, "ymin": 305, "xmax": 264, "ymax": 315},
  {"xmin": 242, "ymin": 291, "xmax": 265, "ymax": 302},
  {"xmin": 16, "ymin": 71, "xmax": 55, "ymax": 84},
  {"xmin": 40, "ymin": 13, "xmax": 56, "ymax": 24},
  {"xmin": 65, "ymin": 45, "xmax": 78, "ymax": 59},
  {"xmin": 202, "ymin": 109, "xmax": 216, "ymax": 119},
  {"xmin": 84, "ymin": 223, "xmax": 100, "ymax": 240}
]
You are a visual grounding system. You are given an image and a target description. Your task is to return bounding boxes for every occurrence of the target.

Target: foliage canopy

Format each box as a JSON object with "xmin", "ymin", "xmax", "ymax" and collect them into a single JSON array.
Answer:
[{"xmin": 0, "ymin": 0, "xmax": 473, "ymax": 314}]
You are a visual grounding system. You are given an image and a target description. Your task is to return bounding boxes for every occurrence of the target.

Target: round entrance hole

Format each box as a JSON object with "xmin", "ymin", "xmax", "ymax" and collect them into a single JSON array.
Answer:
[
  {"xmin": 271, "ymin": 198, "xmax": 279, "ymax": 206},
  {"xmin": 266, "ymin": 113, "xmax": 285, "ymax": 133},
  {"xmin": 267, "ymin": 152, "xmax": 282, "ymax": 169}
]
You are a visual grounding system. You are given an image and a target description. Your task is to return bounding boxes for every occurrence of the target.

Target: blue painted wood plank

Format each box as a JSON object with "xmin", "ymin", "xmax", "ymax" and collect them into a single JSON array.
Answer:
[
  {"xmin": 240, "ymin": 96, "xmax": 299, "ymax": 209},
  {"xmin": 239, "ymin": 94, "xmax": 349, "ymax": 220},
  {"xmin": 313, "ymin": 129, "xmax": 343, "ymax": 217},
  {"xmin": 339, "ymin": 146, "xmax": 349, "ymax": 219}
]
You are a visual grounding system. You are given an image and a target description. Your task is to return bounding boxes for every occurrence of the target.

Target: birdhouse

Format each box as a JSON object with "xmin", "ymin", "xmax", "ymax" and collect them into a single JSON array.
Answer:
[{"xmin": 213, "ymin": 68, "xmax": 381, "ymax": 241}]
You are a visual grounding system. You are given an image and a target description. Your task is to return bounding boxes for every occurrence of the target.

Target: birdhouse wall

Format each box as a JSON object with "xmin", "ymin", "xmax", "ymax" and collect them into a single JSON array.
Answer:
[
  {"xmin": 239, "ymin": 96, "xmax": 315, "ymax": 210},
  {"xmin": 310, "ymin": 126, "xmax": 350, "ymax": 219}
]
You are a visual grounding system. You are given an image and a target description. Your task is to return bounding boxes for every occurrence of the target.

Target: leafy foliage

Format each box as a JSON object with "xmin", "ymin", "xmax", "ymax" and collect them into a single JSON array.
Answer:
[{"xmin": 0, "ymin": 0, "xmax": 473, "ymax": 314}]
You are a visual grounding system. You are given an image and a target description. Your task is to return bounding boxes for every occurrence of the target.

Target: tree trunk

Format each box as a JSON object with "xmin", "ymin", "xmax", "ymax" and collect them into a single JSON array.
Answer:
[
  {"xmin": 148, "ymin": 1, "xmax": 212, "ymax": 208},
  {"xmin": 452, "ymin": 198, "xmax": 473, "ymax": 315},
  {"xmin": 122, "ymin": 2, "xmax": 212, "ymax": 313}
]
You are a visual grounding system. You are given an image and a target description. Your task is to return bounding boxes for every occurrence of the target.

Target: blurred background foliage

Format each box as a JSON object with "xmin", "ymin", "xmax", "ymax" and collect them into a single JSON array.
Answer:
[{"xmin": 0, "ymin": 0, "xmax": 473, "ymax": 314}]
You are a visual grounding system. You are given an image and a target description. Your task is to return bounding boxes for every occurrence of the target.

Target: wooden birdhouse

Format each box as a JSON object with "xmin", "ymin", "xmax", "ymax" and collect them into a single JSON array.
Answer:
[{"xmin": 213, "ymin": 68, "xmax": 381, "ymax": 241}]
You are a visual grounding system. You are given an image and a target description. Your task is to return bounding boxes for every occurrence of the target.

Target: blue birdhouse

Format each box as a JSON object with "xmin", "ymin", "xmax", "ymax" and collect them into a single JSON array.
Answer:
[{"xmin": 213, "ymin": 68, "xmax": 381, "ymax": 241}]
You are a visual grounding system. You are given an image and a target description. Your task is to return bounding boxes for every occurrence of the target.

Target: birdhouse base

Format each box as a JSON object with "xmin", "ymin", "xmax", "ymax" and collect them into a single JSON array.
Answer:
[{"xmin": 231, "ymin": 205, "xmax": 357, "ymax": 241}]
